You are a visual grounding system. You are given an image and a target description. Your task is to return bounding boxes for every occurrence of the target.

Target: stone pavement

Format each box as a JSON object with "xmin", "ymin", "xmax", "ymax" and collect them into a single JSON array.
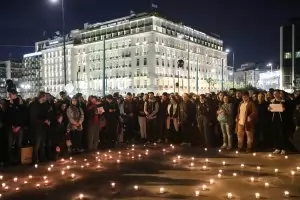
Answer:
[{"xmin": 0, "ymin": 144, "xmax": 300, "ymax": 200}]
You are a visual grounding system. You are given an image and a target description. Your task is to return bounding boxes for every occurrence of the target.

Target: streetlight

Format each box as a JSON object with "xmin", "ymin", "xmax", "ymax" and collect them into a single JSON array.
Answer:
[
  {"xmin": 225, "ymin": 48, "xmax": 235, "ymax": 88},
  {"xmin": 49, "ymin": 0, "xmax": 67, "ymax": 86},
  {"xmin": 267, "ymin": 62, "xmax": 273, "ymax": 72}
]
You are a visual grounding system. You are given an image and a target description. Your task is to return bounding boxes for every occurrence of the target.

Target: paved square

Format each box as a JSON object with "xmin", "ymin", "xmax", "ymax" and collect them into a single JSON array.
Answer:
[{"xmin": 0, "ymin": 144, "xmax": 300, "ymax": 200}]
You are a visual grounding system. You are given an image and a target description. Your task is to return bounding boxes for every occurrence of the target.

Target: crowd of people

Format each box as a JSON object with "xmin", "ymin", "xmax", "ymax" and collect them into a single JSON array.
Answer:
[{"xmin": 1, "ymin": 79, "xmax": 300, "ymax": 167}]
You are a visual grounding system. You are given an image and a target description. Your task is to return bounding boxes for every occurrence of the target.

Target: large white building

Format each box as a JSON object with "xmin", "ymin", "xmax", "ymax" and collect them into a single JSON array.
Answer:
[{"xmin": 26, "ymin": 12, "xmax": 227, "ymax": 97}]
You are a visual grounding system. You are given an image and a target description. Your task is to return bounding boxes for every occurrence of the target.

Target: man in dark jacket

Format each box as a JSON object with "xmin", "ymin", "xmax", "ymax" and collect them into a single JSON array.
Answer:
[
  {"xmin": 157, "ymin": 92, "xmax": 169, "ymax": 143},
  {"xmin": 123, "ymin": 93, "xmax": 137, "ymax": 143},
  {"xmin": 29, "ymin": 92, "xmax": 50, "ymax": 164},
  {"xmin": 5, "ymin": 89, "xmax": 26, "ymax": 164},
  {"xmin": 179, "ymin": 93, "xmax": 196, "ymax": 146}
]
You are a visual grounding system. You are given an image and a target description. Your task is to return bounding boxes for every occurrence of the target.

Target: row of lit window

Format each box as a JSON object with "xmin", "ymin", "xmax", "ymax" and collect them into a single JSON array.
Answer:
[{"xmin": 284, "ymin": 51, "xmax": 300, "ymax": 59}]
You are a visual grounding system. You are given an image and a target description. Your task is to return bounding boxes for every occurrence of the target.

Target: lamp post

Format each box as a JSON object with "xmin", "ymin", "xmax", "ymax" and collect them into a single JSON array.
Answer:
[
  {"xmin": 102, "ymin": 37, "xmax": 106, "ymax": 97},
  {"xmin": 49, "ymin": 0, "xmax": 67, "ymax": 86},
  {"xmin": 267, "ymin": 62, "xmax": 273, "ymax": 72},
  {"xmin": 226, "ymin": 49, "xmax": 235, "ymax": 88}
]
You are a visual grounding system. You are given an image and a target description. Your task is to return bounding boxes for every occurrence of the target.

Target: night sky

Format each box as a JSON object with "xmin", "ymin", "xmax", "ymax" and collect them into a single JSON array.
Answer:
[{"xmin": 0, "ymin": 0, "xmax": 299, "ymax": 67}]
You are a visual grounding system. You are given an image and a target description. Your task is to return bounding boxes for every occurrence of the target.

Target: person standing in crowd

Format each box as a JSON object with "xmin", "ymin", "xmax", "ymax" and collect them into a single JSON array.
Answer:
[
  {"xmin": 217, "ymin": 95, "xmax": 233, "ymax": 150},
  {"xmin": 166, "ymin": 95, "xmax": 180, "ymax": 143},
  {"xmin": 123, "ymin": 93, "xmax": 137, "ymax": 143},
  {"xmin": 157, "ymin": 92, "xmax": 169, "ymax": 143},
  {"xmin": 86, "ymin": 96, "xmax": 103, "ymax": 151},
  {"xmin": 235, "ymin": 92, "xmax": 257, "ymax": 152},
  {"xmin": 67, "ymin": 97, "xmax": 84, "ymax": 153},
  {"xmin": 196, "ymin": 94, "xmax": 211, "ymax": 148},
  {"xmin": 103, "ymin": 95, "xmax": 119, "ymax": 148},
  {"xmin": 255, "ymin": 92, "xmax": 270, "ymax": 149},
  {"xmin": 5, "ymin": 88, "xmax": 26, "ymax": 164},
  {"xmin": 144, "ymin": 92, "xmax": 159, "ymax": 143},
  {"xmin": 179, "ymin": 93, "xmax": 196, "ymax": 146},
  {"xmin": 269, "ymin": 90, "xmax": 286, "ymax": 155},
  {"xmin": 30, "ymin": 92, "xmax": 50, "ymax": 164},
  {"xmin": 137, "ymin": 94, "xmax": 147, "ymax": 142}
]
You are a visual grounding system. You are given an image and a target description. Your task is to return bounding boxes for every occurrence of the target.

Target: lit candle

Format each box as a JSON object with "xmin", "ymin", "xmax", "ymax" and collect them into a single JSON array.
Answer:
[
  {"xmin": 265, "ymin": 182, "xmax": 269, "ymax": 188},
  {"xmin": 109, "ymin": 156, "xmax": 112, "ymax": 159},
  {"xmin": 127, "ymin": 153, "xmax": 130, "ymax": 156},
  {"xmin": 268, "ymin": 154, "xmax": 272, "ymax": 158},
  {"xmin": 297, "ymin": 167, "xmax": 300, "ymax": 172},
  {"xmin": 250, "ymin": 177, "xmax": 255, "ymax": 182},
  {"xmin": 73, "ymin": 161, "xmax": 77, "ymax": 164},
  {"xmin": 195, "ymin": 190, "xmax": 200, "ymax": 196},
  {"xmin": 47, "ymin": 167, "xmax": 51, "ymax": 172},
  {"xmin": 177, "ymin": 155, "xmax": 181, "ymax": 159},
  {"xmin": 97, "ymin": 165, "xmax": 101, "ymax": 169},
  {"xmin": 84, "ymin": 159, "xmax": 87, "ymax": 162},
  {"xmin": 191, "ymin": 157, "xmax": 195, "ymax": 161},
  {"xmin": 284, "ymin": 191, "xmax": 290, "ymax": 197},
  {"xmin": 13, "ymin": 177, "xmax": 18, "ymax": 182},
  {"xmin": 61, "ymin": 171, "xmax": 65, "ymax": 176},
  {"xmin": 233, "ymin": 173, "xmax": 237, "ymax": 177},
  {"xmin": 118, "ymin": 151, "xmax": 121, "ymax": 155},
  {"xmin": 50, "ymin": 164, "xmax": 54, "ymax": 168},
  {"xmin": 253, "ymin": 153, "xmax": 256, "ymax": 156},
  {"xmin": 0, "ymin": 194, "xmax": 2, "ymax": 198},
  {"xmin": 235, "ymin": 151, "xmax": 239, "ymax": 155},
  {"xmin": 202, "ymin": 185, "xmax": 207, "ymax": 191},
  {"xmin": 222, "ymin": 161, "xmax": 226, "ymax": 166},
  {"xmin": 172, "ymin": 159, "xmax": 177, "ymax": 164},
  {"xmin": 111, "ymin": 182, "xmax": 116, "ymax": 188},
  {"xmin": 219, "ymin": 169, "xmax": 223, "ymax": 173},
  {"xmin": 190, "ymin": 162, "xmax": 194, "ymax": 167},
  {"xmin": 274, "ymin": 169, "xmax": 279, "ymax": 173},
  {"xmin": 71, "ymin": 174, "xmax": 75, "ymax": 179},
  {"xmin": 36, "ymin": 184, "xmax": 40, "ymax": 188},
  {"xmin": 205, "ymin": 158, "xmax": 209, "ymax": 163},
  {"xmin": 16, "ymin": 187, "xmax": 20, "ymax": 191},
  {"xmin": 162, "ymin": 148, "xmax": 166, "ymax": 152},
  {"xmin": 291, "ymin": 171, "xmax": 295, "ymax": 176},
  {"xmin": 79, "ymin": 193, "xmax": 84, "ymax": 200},
  {"xmin": 2, "ymin": 183, "xmax": 6, "ymax": 188},
  {"xmin": 0, "ymin": 176, "xmax": 2, "ymax": 180},
  {"xmin": 218, "ymin": 174, "xmax": 222, "ymax": 178},
  {"xmin": 117, "ymin": 160, "xmax": 120, "ymax": 164},
  {"xmin": 43, "ymin": 176, "xmax": 47, "ymax": 180},
  {"xmin": 66, "ymin": 165, "xmax": 71, "ymax": 169},
  {"xmin": 4, "ymin": 186, "xmax": 8, "ymax": 190},
  {"xmin": 81, "ymin": 165, "xmax": 84, "ymax": 169},
  {"xmin": 285, "ymin": 156, "xmax": 288, "ymax": 159},
  {"xmin": 241, "ymin": 164, "xmax": 245, "ymax": 168},
  {"xmin": 227, "ymin": 192, "xmax": 233, "ymax": 199},
  {"xmin": 131, "ymin": 156, "xmax": 135, "ymax": 159},
  {"xmin": 138, "ymin": 154, "xmax": 141, "ymax": 158},
  {"xmin": 159, "ymin": 187, "xmax": 165, "ymax": 193},
  {"xmin": 204, "ymin": 148, "xmax": 207, "ymax": 151},
  {"xmin": 218, "ymin": 149, "xmax": 222, "ymax": 153},
  {"xmin": 154, "ymin": 143, "xmax": 157, "ymax": 146},
  {"xmin": 24, "ymin": 181, "xmax": 28, "ymax": 184},
  {"xmin": 44, "ymin": 180, "xmax": 49, "ymax": 186},
  {"xmin": 202, "ymin": 165, "xmax": 206, "ymax": 170},
  {"xmin": 255, "ymin": 193, "xmax": 260, "ymax": 199},
  {"xmin": 28, "ymin": 175, "xmax": 33, "ymax": 179},
  {"xmin": 34, "ymin": 164, "xmax": 38, "ymax": 168},
  {"xmin": 257, "ymin": 166, "xmax": 261, "ymax": 171},
  {"xmin": 209, "ymin": 179, "xmax": 214, "ymax": 184},
  {"xmin": 86, "ymin": 163, "xmax": 90, "ymax": 167},
  {"xmin": 61, "ymin": 158, "xmax": 65, "ymax": 162},
  {"xmin": 134, "ymin": 185, "xmax": 139, "ymax": 190},
  {"xmin": 108, "ymin": 149, "xmax": 112, "ymax": 153}
]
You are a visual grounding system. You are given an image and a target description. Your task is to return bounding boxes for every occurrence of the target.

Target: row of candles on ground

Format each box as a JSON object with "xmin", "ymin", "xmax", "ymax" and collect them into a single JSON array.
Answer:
[
  {"xmin": 0, "ymin": 145, "xmax": 171, "ymax": 196},
  {"xmin": 172, "ymin": 155, "xmax": 300, "ymax": 176},
  {"xmin": 74, "ymin": 181, "xmax": 291, "ymax": 200}
]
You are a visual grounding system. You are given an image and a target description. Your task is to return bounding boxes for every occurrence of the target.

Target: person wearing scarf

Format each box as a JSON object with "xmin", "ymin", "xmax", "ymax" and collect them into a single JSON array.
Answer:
[{"xmin": 66, "ymin": 97, "xmax": 84, "ymax": 153}]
